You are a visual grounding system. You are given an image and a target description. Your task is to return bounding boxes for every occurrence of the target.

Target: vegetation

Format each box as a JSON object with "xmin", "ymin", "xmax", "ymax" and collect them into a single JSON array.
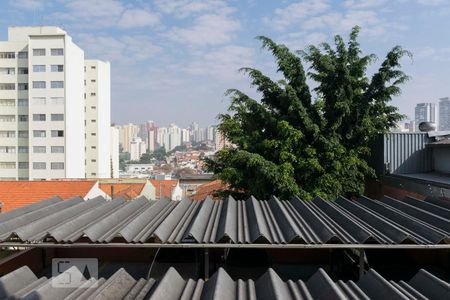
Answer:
[{"xmin": 205, "ymin": 27, "xmax": 409, "ymax": 200}]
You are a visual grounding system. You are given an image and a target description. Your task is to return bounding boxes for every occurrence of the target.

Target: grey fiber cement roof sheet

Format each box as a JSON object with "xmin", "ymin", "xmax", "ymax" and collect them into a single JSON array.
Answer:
[
  {"xmin": 1, "ymin": 265, "xmax": 449, "ymax": 300},
  {"xmin": 0, "ymin": 194, "xmax": 449, "ymax": 246}
]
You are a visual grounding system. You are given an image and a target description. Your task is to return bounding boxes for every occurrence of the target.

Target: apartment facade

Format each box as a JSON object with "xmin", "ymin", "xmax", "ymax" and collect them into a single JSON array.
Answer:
[
  {"xmin": 0, "ymin": 26, "xmax": 117, "ymax": 180},
  {"xmin": 0, "ymin": 26, "xmax": 85, "ymax": 180}
]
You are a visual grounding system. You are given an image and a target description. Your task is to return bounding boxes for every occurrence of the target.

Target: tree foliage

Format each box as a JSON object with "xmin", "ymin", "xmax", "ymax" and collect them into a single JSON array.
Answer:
[{"xmin": 205, "ymin": 27, "xmax": 409, "ymax": 200}]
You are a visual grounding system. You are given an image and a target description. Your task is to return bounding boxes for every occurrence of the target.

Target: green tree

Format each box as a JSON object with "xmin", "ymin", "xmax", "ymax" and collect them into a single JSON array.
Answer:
[
  {"xmin": 139, "ymin": 151, "xmax": 153, "ymax": 164},
  {"xmin": 205, "ymin": 27, "xmax": 409, "ymax": 200},
  {"xmin": 152, "ymin": 147, "xmax": 167, "ymax": 161}
]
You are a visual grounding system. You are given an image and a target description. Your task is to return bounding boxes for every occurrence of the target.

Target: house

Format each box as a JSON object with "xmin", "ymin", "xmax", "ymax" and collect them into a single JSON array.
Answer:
[
  {"xmin": 0, "ymin": 180, "xmax": 105, "ymax": 212},
  {"xmin": 99, "ymin": 179, "xmax": 155, "ymax": 200},
  {"xmin": 149, "ymin": 179, "xmax": 179, "ymax": 200}
]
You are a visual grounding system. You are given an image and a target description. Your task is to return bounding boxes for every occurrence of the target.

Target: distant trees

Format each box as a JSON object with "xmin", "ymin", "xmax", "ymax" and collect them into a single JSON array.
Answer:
[{"xmin": 205, "ymin": 26, "xmax": 409, "ymax": 200}]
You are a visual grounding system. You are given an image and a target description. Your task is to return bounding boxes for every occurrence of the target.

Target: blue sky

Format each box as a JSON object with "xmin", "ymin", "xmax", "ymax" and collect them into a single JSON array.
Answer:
[{"xmin": 1, "ymin": 0, "xmax": 450, "ymax": 127}]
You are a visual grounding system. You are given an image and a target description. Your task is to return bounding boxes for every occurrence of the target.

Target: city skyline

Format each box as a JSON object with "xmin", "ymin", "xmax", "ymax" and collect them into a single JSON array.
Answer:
[{"xmin": 2, "ymin": 1, "xmax": 450, "ymax": 126}]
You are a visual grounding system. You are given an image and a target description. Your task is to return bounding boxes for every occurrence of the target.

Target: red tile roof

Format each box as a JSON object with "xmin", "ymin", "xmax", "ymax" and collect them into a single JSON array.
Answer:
[
  {"xmin": 190, "ymin": 180, "xmax": 227, "ymax": 200},
  {"xmin": 0, "ymin": 181, "xmax": 97, "ymax": 212},
  {"xmin": 149, "ymin": 180, "xmax": 178, "ymax": 199},
  {"xmin": 99, "ymin": 183, "xmax": 145, "ymax": 200}
]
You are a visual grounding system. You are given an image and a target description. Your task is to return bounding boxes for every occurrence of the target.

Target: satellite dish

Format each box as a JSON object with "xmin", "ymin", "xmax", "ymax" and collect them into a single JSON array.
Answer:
[{"xmin": 418, "ymin": 122, "xmax": 436, "ymax": 132}]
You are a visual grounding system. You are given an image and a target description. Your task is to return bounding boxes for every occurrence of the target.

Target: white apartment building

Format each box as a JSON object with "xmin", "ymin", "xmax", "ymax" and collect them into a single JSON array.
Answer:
[
  {"xmin": 0, "ymin": 26, "xmax": 85, "ymax": 180},
  {"xmin": 118, "ymin": 123, "xmax": 139, "ymax": 152},
  {"xmin": 84, "ymin": 60, "xmax": 111, "ymax": 178},
  {"xmin": 0, "ymin": 26, "xmax": 117, "ymax": 180},
  {"xmin": 129, "ymin": 137, "xmax": 146, "ymax": 161}
]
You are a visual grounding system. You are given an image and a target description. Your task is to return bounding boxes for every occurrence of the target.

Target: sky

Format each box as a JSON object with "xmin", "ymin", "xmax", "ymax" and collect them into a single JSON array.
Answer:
[{"xmin": 1, "ymin": 0, "xmax": 450, "ymax": 127}]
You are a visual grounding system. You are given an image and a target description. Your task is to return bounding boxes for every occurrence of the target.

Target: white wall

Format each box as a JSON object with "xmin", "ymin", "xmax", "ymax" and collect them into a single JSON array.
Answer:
[
  {"xmin": 110, "ymin": 126, "xmax": 119, "ymax": 178},
  {"xmin": 64, "ymin": 36, "xmax": 85, "ymax": 178}
]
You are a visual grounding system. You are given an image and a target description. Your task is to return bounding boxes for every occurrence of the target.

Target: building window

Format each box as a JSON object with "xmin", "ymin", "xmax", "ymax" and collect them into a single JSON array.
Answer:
[
  {"xmin": 0, "ymin": 52, "xmax": 15, "ymax": 59},
  {"xmin": 18, "ymin": 83, "xmax": 28, "ymax": 90},
  {"xmin": 90, "ymin": 92, "xmax": 96, "ymax": 96},
  {"xmin": 0, "ymin": 146, "xmax": 16, "ymax": 153},
  {"xmin": 33, "ymin": 114, "xmax": 46, "ymax": 121},
  {"xmin": 33, "ymin": 49, "xmax": 46, "ymax": 56},
  {"xmin": 18, "ymin": 68, "xmax": 28, "ymax": 74},
  {"xmin": 33, "ymin": 146, "xmax": 46, "ymax": 153},
  {"xmin": 31, "ymin": 97, "xmax": 46, "ymax": 105},
  {"xmin": 51, "ymin": 146, "xmax": 64, "ymax": 153},
  {"xmin": 0, "ymin": 83, "xmax": 15, "ymax": 90},
  {"xmin": 18, "ymin": 51, "xmax": 28, "ymax": 59},
  {"xmin": 18, "ymin": 115, "xmax": 28, "ymax": 122},
  {"xmin": 51, "ymin": 130, "xmax": 64, "ymax": 137},
  {"xmin": 18, "ymin": 146, "xmax": 28, "ymax": 153},
  {"xmin": 91, "ymin": 119, "xmax": 96, "ymax": 123},
  {"xmin": 0, "ymin": 99, "xmax": 15, "ymax": 106},
  {"xmin": 0, "ymin": 115, "xmax": 15, "ymax": 122},
  {"xmin": 50, "ymin": 97, "xmax": 64, "ymax": 105},
  {"xmin": 51, "ymin": 162, "xmax": 64, "ymax": 169},
  {"xmin": 33, "ymin": 130, "xmax": 46, "ymax": 138},
  {"xmin": 91, "ymin": 159, "xmax": 96, "ymax": 162},
  {"xmin": 18, "ymin": 99, "xmax": 28, "ymax": 106},
  {"xmin": 0, "ymin": 162, "xmax": 16, "ymax": 169},
  {"xmin": 91, "ymin": 133, "xmax": 96, "ymax": 136},
  {"xmin": 91, "ymin": 66, "xmax": 96, "ymax": 69},
  {"xmin": 32, "ymin": 81, "xmax": 46, "ymax": 89},
  {"xmin": 51, "ymin": 114, "xmax": 64, "ymax": 121},
  {"xmin": 51, "ymin": 81, "xmax": 64, "ymax": 88},
  {"xmin": 51, "ymin": 48, "xmax": 64, "ymax": 56},
  {"xmin": 91, "ymin": 79, "xmax": 96, "ymax": 82},
  {"xmin": 18, "ymin": 162, "xmax": 29, "ymax": 169},
  {"xmin": 91, "ymin": 146, "xmax": 96, "ymax": 149},
  {"xmin": 33, "ymin": 162, "xmax": 46, "ymax": 169},
  {"xmin": 91, "ymin": 106, "xmax": 96, "ymax": 109},
  {"xmin": 51, "ymin": 65, "xmax": 64, "ymax": 72},
  {"xmin": 33, "ymin": 65, "xmax": 46, "ymax": 72},
  {"xmin": 0, "ymin": 68, "xmax": 15, "ymax": 75},
  {"xmin": 18, "ymin": 131, "xmax": 28, "ymax": 138},
  {"xmin": 0, "ymin": 131, "xmax": 15, "ymax": 138}
]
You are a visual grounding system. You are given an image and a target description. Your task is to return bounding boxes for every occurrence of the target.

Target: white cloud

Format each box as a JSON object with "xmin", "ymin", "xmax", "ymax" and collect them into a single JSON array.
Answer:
[
  {"xmin": 77, "ymin": 34, "xmax": 162, "ymax": 65},
  {"xmin": 416, "ymin": 0, "xmax": 447, "ymax": 5},
  {"xmin": 184, "ymin": 45, "xmax": 255, "ymax": 80},
  {"xmin": 167, "ymin": 13, "xmax": 240, "ymax": 46},
  {"xmin": 414, "ymin": 46, "xmax": 450, "ymax": 62},
  {"xmin": 344, "ymin": 0, "xmax": 388, "ymax": 9},
  {"xmin": 117, "ymin": 9, "xmax": 160, "ymax": 28},
  {"xmin": 54, "ymin": 0, "xmax": 159, "ymax": 29},
  {"xmin": 264, "ymin": 0, "xmax": 330, "ymax": 31},
  {"xmin": 154, "ymin": 0, "xmax": 230, "ymax": 18},
  {"xmin": 9, "ymin": 0, "xmax": 44, "ymax": 10}
]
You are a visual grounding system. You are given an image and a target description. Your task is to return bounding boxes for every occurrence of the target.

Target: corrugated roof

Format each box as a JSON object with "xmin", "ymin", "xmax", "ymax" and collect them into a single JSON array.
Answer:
[
  {"xmin": 0, "ymin": 195, "xmax": 449, "ymax": 246},
  {"xmin": 1, "ymin": 265, "xmax": 448, "ymax": 300},
  {"xmin": 0, "ymin": 181, "xmax": 97, "ymax": 212}
]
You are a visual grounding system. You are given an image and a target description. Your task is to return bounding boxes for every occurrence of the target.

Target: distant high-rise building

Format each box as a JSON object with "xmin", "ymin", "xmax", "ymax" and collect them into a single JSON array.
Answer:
[
  {"xmin": 181, "ymin": 128, "xmax": 190, "ymax": 144},
  {"xmin": 146, "ymin": 120, "xmax": 157, "ymax": 152},
  {"xmin": 118, "ymin": 123, "xmax": 139, "ymax": 152},
  {"xmin": 439, "ymin": 97, "xmax": 450, "ymax": 131},
  {"xmin": 415, "ymin": 103, "xmax": 436, "ymax": 131},
  {"xmin": 207, "ymin": 126, "xmax": 216, "ymax": 141},
  {"xmin": 168, "ymin": 124, "xmax": 181, "ymax": 151}
]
